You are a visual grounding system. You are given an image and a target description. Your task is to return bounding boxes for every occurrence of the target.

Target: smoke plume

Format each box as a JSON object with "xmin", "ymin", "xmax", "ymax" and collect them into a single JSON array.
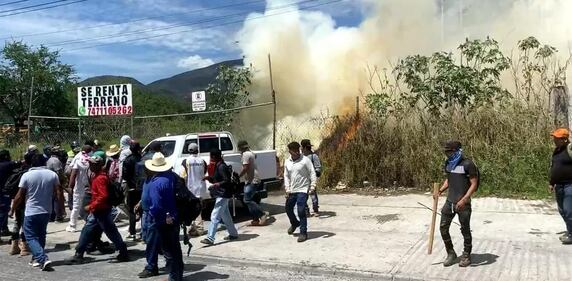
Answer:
[{"xmin": 236, "ymin": 0, "xmax": 572, "ymax": 150}]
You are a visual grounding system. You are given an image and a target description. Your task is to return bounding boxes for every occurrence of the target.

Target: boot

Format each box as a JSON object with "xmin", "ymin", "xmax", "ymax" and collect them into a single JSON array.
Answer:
[
  {"xmin": 9, "ymin": 240, "xmax": 20, "ymax": 255},
  {"xmin": 443, "ymin": 250, "xmax": 458, "ymax": 267},
  {"xmin": 19, "ymin": 241, "xmax": 30, "ymax": 256}
]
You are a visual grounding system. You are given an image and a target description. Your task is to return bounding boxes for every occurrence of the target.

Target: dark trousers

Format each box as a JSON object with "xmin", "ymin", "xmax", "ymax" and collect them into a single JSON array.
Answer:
[
  {"xmin": 0, "ymin": 195, "xmax": 11, "ymax": 231},
  {"xmin": 555, "ymin": 184, "xmax": 572, "ymax": 234},
  {"xmin": 11, "ymin": 207, "xmax": 25, "ymax": 241},
  {"xmin": 285, "ymin": 192, "xmax": 308, "ymax": 234},
  {"xmin": 145, "ymin": 215, "xmax": 183, "ymax": 281},
  {"xmin": 244, "ymin": 183, "xmax": 264, "ymax": 220},
  {"xmin": 440, "ymin": 200, "xmax": 472, "ymax": 254},
  {"xmin": 305, "ymin": 191, "xmax": 319, "ymax": 213},
  {"xmin": 76, "ymin": 210, "xmax": 127, "ymax": 256},
  {"xmin": 127, "ymin": 190, "xmax": 141, "ymax": 235}
]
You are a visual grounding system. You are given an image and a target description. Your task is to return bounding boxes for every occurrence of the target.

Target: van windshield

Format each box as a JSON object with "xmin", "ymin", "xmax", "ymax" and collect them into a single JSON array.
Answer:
[{"xmin": 183, "ymin": 137, "xmax": 233, "ymax": 154}]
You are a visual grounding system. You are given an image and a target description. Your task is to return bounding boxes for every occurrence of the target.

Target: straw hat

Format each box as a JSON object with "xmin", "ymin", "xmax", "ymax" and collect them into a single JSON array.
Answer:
[
  {"xmin": 106, "ymin": 144, "xmax": 120, "ymax": 157},
  {"xmin": 145, "ymin": 152, "xmax": 173, "ymax": 172}
]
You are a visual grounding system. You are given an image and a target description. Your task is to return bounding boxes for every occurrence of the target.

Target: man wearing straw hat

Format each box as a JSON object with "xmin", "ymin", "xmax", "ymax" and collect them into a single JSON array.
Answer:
[
  {"xmin": 549, "ymin": 128, "xmax": 572, "ymax": 245},
  {"xmin": 141, "ymin": 152, "xmax": 183, "ymax": 280}
]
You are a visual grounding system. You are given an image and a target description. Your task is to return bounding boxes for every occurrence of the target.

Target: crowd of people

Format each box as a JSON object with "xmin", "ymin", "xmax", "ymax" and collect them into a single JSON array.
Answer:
[
  {"xmin": 0, "ymin": 135, "xmax": 323, "ymax": 280},
  {"xmin": 4, "ymin": 127, "xmax": 570, "ymax": 277}
]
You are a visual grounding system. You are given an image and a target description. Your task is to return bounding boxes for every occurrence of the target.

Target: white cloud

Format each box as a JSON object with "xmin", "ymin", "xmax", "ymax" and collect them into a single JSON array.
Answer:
[{"xmin": 177, "ymin": 55, "xmax": 215, "ymax": 70}]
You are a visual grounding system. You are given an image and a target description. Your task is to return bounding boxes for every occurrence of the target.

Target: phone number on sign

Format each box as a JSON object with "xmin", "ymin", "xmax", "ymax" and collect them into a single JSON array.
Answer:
[{"xmin": 88, "ymin": 106, "xmax": 133, "ymax": 116}]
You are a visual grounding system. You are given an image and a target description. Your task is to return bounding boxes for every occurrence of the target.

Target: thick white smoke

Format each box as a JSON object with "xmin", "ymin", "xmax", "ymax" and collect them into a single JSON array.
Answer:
[{"xmin": 236, "ymin": 0, "xmax": 572, "ymax": 150}]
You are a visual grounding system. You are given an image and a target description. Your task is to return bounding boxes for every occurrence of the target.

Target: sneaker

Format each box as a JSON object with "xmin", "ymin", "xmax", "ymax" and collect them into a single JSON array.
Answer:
[
  {"xmin": 66, "ymin": 225, "xmax": 77, "ymax": 233},
  {"xmin": 223, "ymin": 235, "xmax": 239, "ymax": 241},
  {"xmin": 443, "ymin": 251, "xmax": 458, "ymax": 267},
  {"xmin": 41, "ymin": 260, "xmax": 53, "ymax": 271},
  {"xmin": 459, "ymin": 253, "xmax": 472, "ymax": 267},
  {"xmin": 561, "ymin": 234, "xmax": 572, "ymax": 245},
  {"xmin": 250, "ymin": 220, "xmax": 260, "ymax": 226},
  {"xmin": 29, "ymin": 258, "xmax": 41, "ymax": 267},
  {"xmin": 200, "ymin": 238, "xmax": 214, "ymax": 246},
  {"xmin": 287, "ymin": 225, "xmax": 299, "ymax": 235},
  {"xmin": 126, "ymin": 234, "xmax": 137, "ymax": 240},
  {"xmin": 115, "ymin": 253, "xmax": 130, "ymax": 263},
  {"xmin": 297, "ymin": 233, "xmax": 307, "ymax": 243},
  {"xmin": 311, "ymin": 212, "xmax": 320, "ymax": 217},
  {"xmin": 65, "ymin": 253, "xmax": 85, "ymax": 265},
  {"xmin": 259, "ymin": 212, "xmax": 270, "ymax": 225},
  {"xmin": 138, "ymin": 269, "xmax": 159, "ymax": 278},
  {"xmin": 559, "ymin": 232, "xmax": 569, "ymax": 241}
]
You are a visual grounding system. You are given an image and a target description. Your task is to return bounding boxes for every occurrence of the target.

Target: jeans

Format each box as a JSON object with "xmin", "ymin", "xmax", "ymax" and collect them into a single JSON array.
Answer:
[
  {"xmin": 76, "ymin": 210, "xmax": 127, "ymax": 256},
  {"xmin": 0, "ymin": 195, "xmax": 11, "ymax": 231},
  {"xmin": 127, "ymin": 190, "xmax": 141, "ymax": 235},
  {"xmin": 440, "ymin": 200, "xmax": 472, "ymax": 254},
  {"xmin": 207, "ymin": 198, "xmax": 238, "ymax": 242},
  {"xmin": 305, "ymin": 190, "xmax": 319, "ymax": 213},
  {"xmin": 244, "ymin": 183, "xmax": 264, "ymax": 220},
  {"xmin": 23, "ymin": 214, "xmax": 50, "ymax": 264},
  {"xmin": 69, "ymin": 187, "xmax": 85, "ymax": 228},
  {"xmin": 285, "ymin": 193, "xmax": 309, "ymax": 234},
  {"xmin": 555, "ymin": 184, "xmax": 572, "ymax": 234},
  {"xmin": 145, "ymin": 216, "xmax": 184, "ymax": 281},
  {"xmin": 11, "ymin": 207, "xmax": 25, "ymax": 241}
]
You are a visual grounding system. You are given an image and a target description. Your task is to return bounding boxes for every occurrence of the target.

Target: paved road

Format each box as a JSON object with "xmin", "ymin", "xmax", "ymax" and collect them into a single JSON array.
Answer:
[
  {"xmin": 0, "ymin": 251, "xmax": 371, "ymax": 281},
  {"xmin": 0, "ymin": 193, "xmax": 570, "ymax": 281}
]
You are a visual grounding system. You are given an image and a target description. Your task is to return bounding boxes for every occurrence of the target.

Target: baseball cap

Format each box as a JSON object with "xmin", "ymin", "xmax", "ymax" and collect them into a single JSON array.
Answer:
[
  {"xmin": 443, "ymin": 140, "xmax": 462, "ymax": 151},
  {"xmin": 188, "ymin": 143, "xmax": 199, "ymax": 153},
  {"xmin": 88, "ymin": 155, "xmax": 105, "ymax": 166},
  {"xmin": 300, "ymin": 139, "xmax": 312, "ymax": 147},
  {"xmin": 551, "ymin": 128, "xmax": 570, "ymax": 139},
  {"xmin": 237, "ymin": 140, "xmax": 249, "ymax": 149}
]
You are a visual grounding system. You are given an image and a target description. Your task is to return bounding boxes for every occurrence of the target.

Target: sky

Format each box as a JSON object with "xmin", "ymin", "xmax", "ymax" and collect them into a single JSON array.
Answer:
[{"xmin": 0, "ymin": 0, "xmax": 364, "ymax": 84}]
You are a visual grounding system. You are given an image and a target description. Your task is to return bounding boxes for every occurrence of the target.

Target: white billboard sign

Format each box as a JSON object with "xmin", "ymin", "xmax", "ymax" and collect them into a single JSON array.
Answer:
[{"xmin": 77, "ymin": 84, "xmax": 133, "ymax": 117}]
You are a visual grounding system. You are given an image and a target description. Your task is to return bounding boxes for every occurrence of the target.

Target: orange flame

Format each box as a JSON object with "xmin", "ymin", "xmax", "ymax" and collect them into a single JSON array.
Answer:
[{"xmin": 340, "ymin": 116, "xmax": 361, "ymax": 148}]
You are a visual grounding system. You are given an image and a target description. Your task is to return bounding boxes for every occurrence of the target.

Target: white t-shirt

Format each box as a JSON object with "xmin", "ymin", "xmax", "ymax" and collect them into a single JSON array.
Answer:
[
  {"xmin": 181, "ymin": 155, "xmax": 208, "ymax": 199},
  {"xmin": 284, "ymin": 155, "xmax": 317, "ymax": 194},
  {"xmin": 71, "ymin": 152, "xmax": 90, "ymax": 193},
  {"xmin": 241, "ymin": 150, "xmax": 260, "ymax": 184}
]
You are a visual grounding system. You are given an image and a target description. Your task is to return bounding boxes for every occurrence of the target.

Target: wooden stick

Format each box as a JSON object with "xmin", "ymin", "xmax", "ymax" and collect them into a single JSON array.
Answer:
[{"xmin": 428, "ymin": 182, "xmax": 440, "ymax": 255}]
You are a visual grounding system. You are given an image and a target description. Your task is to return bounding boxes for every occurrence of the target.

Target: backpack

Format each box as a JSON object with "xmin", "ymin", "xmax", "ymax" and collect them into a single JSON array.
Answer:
[
  {"xmin": 173, "ymin": 173, "xmax": 201, "ymax": 227},
  {"xmin": 107, "ymin": 181, "xmax": 125, "ymax": 206},
  {"xmin": 2, "ymin": 167, "xmax": 28, "ymax": 198},
  {"xmin": 310, "ymin": 153, "xmax": 321, "ymax": 178}
]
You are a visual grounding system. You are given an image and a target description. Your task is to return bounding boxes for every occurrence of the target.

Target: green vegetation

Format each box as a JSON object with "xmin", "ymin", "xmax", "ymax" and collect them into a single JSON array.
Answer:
[{"xmin": 320, "ymin": 36, "xmax": 567, "ymax": 199}]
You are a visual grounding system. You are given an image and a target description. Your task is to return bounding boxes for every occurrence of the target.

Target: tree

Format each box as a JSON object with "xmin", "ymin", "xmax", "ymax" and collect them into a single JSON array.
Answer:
[
  {"xmin": 0, "ymin": 42, "xmax": 77, "ymax": 131},
  {"xmin": 393, "ymin": 37, "xmax": 510, "ymax": 115},
  {"xmin": 205, "ymin": 65, "xmax": 252, "ymax": 128}
]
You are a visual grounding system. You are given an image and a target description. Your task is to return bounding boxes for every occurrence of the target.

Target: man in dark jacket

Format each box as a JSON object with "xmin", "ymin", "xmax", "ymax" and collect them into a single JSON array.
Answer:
[
  {"xmin": 200, "ymin": 149, "xmax": 238, "ymax": 246},
  {"xmin": 123, "ymin": 142, "xmax": 142, "ymax": 240},
  {"xmin": 549, "ymin": 128, "xmax": 572, "ymax": 245},
  {"xmin": 435, "ymin": 140, "xmax": 479, "ymax": 267}
]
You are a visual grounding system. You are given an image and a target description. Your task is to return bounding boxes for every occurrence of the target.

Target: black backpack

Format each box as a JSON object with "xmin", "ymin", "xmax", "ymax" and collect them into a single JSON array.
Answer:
[
  {"xmin": 174, "ymin": 174, "xmax": 201, "ymax": 227},
  {"xmin": 107, "ymin": 181, "xmax": 125, "ymax": 206},
  {"xmin": 3, "ymin": 167, "xmax": 28, "ymax": 198}
]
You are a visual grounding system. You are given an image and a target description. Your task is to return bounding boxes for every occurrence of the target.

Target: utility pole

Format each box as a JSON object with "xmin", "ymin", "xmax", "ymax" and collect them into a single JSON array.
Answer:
[
  {"xmin": 27, "ymin": 74, "xmax": 34, "ymax": 144},
  {"xmin": 268, "ymin": 54, "xmax": 277, "ymax": 150}
]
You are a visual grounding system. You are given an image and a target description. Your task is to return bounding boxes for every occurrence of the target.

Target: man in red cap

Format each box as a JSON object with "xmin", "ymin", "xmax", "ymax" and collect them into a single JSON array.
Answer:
[{"xmin": 549, "ymin": 128, "xmax": 572, "ymax": 245}]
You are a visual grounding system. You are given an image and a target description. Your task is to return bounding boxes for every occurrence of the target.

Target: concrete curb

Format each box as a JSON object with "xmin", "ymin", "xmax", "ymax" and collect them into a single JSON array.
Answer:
[{"xmin": 190, "ymin": 253, "xmax": 393, "ymax": 280}]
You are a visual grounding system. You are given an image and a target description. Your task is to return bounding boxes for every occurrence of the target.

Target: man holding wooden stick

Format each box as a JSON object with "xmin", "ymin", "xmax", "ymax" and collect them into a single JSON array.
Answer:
[{"xmin": 435, "ymin": 140, "xmax": 479, "ymax": 267}]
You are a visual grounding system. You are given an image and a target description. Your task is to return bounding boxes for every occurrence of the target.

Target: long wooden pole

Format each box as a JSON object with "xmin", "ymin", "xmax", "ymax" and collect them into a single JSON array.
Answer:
[
  {"xmin": 428, "ymin": 182, "xmax": 440, "ymax": 255},
  {"xmin": 268, "ymin": 54, "xmax": 276, "ymax": 150}
]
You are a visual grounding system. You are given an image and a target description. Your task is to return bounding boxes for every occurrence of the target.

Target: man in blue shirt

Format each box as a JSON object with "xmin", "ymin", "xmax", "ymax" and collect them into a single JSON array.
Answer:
[{"xmin": 140, "ymin": 152, "xmax": 183, "ymax": 280}]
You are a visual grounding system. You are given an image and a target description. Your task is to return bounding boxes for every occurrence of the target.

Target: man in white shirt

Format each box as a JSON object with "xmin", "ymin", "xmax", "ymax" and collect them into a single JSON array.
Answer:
[
  {"xmin": 180, "ymin": 143, "xmax": 208, "ymax": 236},
  {"xmin": 238, "ymin": 140, "xmax": 268, "ymax": 226},
  {"xmin": 66, "ymin": 144, "xmax": 92, "ymax": 233},
  {"xmin": 283, "ymin": 142, "xmax": 317, "ymax": 243}
]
